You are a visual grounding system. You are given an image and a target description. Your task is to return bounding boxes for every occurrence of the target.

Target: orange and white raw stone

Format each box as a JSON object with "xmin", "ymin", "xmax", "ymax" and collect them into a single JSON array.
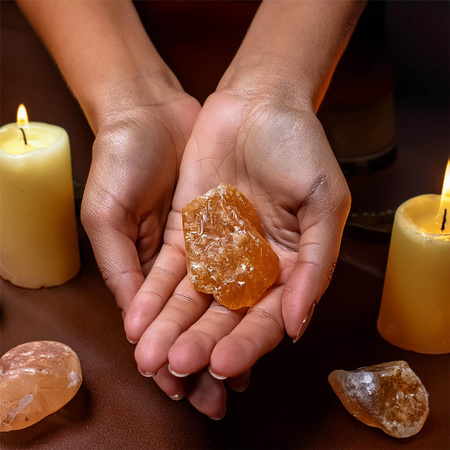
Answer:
[{"xmin": 182, "ymin": 183, "xmax": 279, "ymax": 310}]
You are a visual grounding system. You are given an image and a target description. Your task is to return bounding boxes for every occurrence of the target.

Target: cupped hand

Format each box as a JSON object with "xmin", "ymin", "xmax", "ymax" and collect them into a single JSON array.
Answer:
[
  {"xmin": 125, "ymin": 87, "xmax": 350, "ymax": 417},
  {"xmin": 81, "ymin": 92, "xmax": 200, "ymax": 315}
]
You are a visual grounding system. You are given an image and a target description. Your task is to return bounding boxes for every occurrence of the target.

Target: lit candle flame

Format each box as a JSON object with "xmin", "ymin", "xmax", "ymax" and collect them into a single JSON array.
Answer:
[
  {"xmin": 17, "ymin": 104, "xmax": 29, "ymax": 128},
  {"xmin": 439, "ymin": 159, "xmax": 450, "ymax": 232}
]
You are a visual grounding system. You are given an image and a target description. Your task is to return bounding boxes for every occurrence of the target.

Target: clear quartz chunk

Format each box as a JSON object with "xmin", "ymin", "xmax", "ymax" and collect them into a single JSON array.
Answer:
[
  {"xmin": 182, "ymin": 183, "xmax": 279, "ymax": 310},
  {"xmin": 328, "ymin": 360, "xmax": 429, "ymax": 438},
  {"xmin": 1, "ymin": 341, "xmax": 82, "ymax": 432}
]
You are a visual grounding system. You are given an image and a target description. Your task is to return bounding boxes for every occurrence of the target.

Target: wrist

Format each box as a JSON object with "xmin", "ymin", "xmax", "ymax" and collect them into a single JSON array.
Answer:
[
  {"xmin": 88, "ymin": 65, "xmax": 185, "ymax": 133},
  {"xmin": 217, "ymin": 60, "xmax": 315, "ymax": 114},
  {"xmin": 18, "ymin": 0, "xmax": 187, "ymax": 134},
  {"xmin": 216, "ymin": 0, "xmax": 366, "ymax": 113}
]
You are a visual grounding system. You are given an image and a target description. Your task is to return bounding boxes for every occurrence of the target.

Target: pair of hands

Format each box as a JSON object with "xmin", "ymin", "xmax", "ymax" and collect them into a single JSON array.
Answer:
[
  {"xmin": 81, "ymin": 83, "xmax": 350, "ymax": 419},
  {"xmin": 17, "ymin": 0, "xmax": 364, "ymax": 420}
]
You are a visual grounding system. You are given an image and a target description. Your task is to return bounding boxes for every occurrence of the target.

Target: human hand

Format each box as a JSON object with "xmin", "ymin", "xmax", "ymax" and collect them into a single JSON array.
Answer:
[
  {"xmin": 18, "ymin": 0, "xmax": 201, "ymax": 315},
  {"xmin": 81, "ymin": 91, "xmax": 200, "ymax": 314},
  {"xmin": 19, "ymin": 0, "xmax": 361, "ymax": 419},
  {"xmin": 125, "ymin": 85, "xmax": 350, "ymax": 418}
]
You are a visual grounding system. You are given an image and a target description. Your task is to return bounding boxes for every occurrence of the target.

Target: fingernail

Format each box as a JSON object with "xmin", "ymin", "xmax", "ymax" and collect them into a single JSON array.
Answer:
[
  {"xmin": 294, "ymin": 301, "xmax": 317, "ymax": 343},
  {"xmin": 127, "ymin": 336, "xmax": 137, "ymax": 344},
  {"xmin": 169, "ymin": 393, "xmax": 184, "ymax": 401},
  {"xmin": 138, "ymin": 367, "xmax": 155, "ymax": 378},
  {"xmin": 210, "ymin": 410, "xmax": 227, "ymax": 421},
  {"xmin": 208, "ymin": 366, "xmax": 227, "ymax": 380},
  {"xmin": 234, "ymin": 382, "xmax": 249, "ymax": 393},
  {"xmin": 168, "ymin": 364, "xmax": 190, "ymax": 378}
]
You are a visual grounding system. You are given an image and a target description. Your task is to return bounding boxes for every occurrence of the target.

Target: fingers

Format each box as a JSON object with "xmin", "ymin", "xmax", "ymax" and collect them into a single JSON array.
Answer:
[
  {"xmin": 134, "ymin": 276, "xmax": 211, "ymax": 376},
  {"xmin": 168, "ymin": 302, "xmax": 246, "ymax": 376},
  {"xmin": 282, "ymin": 175, "xmax": 351, "ymax": 340},
  {"xmin": 124, "ymin": 243, "xmax": 187, "ymax": 343},
  {"xmin": 209, "ymin": 286, "xmax": 285, "ymax": 378},
  {"xmin": 225, "ymin": 369, "xmax": 251, "ymax": 393},
  {"xmin": 154, "ymin": 367, "xmax": 249, "ymax": 415},
  {"xmin": 151, "ymin": 366, "xmax": 228, "ymax": 420},
  {"xmin": 281, "ymin": 225, "xmax": 330, "ymax": 341},
  {"xmin": 125, "ymin": 209, "xmax": 187, "ymax": 341},
  {"xmin": 152, "ymin": 363, "xmax": 186, "ymax": 401},
  {"xmin": 185, "ymin": 369, "xmax": 227, "ymax": 420}
]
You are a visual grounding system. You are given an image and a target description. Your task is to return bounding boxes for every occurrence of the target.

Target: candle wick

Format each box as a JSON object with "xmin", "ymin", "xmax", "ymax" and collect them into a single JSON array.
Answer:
[
  {"xmin": 19, "ymin": 127, "xmax": 28, "ymax": 146},
  {"xmin": 441, "ymin": 208, "xmax": 447, "ymax": 232}
]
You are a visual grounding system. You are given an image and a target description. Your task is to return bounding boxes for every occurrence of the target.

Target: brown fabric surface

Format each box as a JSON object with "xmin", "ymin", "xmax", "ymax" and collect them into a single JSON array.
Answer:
[{"xmin": 1, "ymin": 2, "xmax": 449, "ymax": 449}]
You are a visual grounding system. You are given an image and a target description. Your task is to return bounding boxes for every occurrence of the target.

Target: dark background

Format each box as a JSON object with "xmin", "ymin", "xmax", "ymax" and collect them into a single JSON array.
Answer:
[
  {"xmin": 1, "ymin": 1, "xmax": 449, "ymax": 449},
  {"xmin": 1, "ymin": 0, "xmax": 449, "ymax": 194}
]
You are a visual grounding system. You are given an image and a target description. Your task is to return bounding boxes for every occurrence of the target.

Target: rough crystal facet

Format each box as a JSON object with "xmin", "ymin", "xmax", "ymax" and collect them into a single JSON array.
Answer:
[
  {"xmin": 182, "ymin": 183, "xmax": 279, "ymax": 309},
  {"xmin": 0, "ymin": 341, "xmax": 82, "ymax": 432},
  {"xmin": 328, "ymin": 360, "xmax": 429, "ymax": 438}
]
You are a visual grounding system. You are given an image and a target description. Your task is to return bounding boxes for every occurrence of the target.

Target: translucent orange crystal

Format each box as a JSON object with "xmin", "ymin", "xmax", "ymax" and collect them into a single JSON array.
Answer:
[
  {"xmin": 182, "ymin": 183, "xmax": 279, "ymax": 309},
  {"xmin": 1, "ymin": 341, "xmax": 82, "ymax": 432},
  {"xmin": 329, "ymin": 360, "xmax": 429, "ymax": 438}
]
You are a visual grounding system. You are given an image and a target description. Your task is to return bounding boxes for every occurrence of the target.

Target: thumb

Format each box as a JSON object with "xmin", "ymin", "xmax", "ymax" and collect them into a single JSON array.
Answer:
[{"xmin": 282, "ymin": 187, "xmax": 350, "ymax": 341}]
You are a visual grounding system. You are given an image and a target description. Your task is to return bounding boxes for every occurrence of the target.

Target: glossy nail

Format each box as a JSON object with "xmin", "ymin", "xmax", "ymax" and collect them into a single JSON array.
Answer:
[
  {"xmin": 138, "ymin": 367, "xmax": 155, "ymax": 378},
  {"xmin": 168, "ymin": 364, "xmax": 190, "ymax": 378},
  {"xmin": 233, "ymin": 382, "xmax": 249, "ymax": 393},
  {"xmin": 208, "ymin": 366, "xmax": 227, "ymax": 380},
  {"xmin": 169, "ymin": 393, "xmax": 184, "ymax": 401},
  {"xmin": 210, "ymin": 410, "xmax": 227, "ymax": 421},
  {"xmin": 294, "ymin": 301, "xmax": 317, "ymax": 343}
]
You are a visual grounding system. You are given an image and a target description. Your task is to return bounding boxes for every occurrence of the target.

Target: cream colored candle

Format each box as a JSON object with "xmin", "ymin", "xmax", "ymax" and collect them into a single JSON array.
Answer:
[
  {"xmin": 0, "ymin": 105, "xmax": 80, "ymax": 288},
  {"xmin": 378, "ymin": 162, "xmax": 450, "ymax": 354}
]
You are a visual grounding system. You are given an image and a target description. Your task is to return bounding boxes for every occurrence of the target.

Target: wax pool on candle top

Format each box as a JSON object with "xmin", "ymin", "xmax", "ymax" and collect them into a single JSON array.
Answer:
[
  {"xmin": 1, "ymin": 126, "xmax": 60, "ymax": 155},
  {"xmin": 0, "ymin": 111, "xmax": 80, "ymax": 289}
]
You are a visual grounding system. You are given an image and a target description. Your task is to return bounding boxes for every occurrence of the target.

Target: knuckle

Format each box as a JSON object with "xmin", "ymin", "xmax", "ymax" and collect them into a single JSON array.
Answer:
[
  {"xmin": 186, "ymin": 329, "xmax": 217, "ymax": 350},
  {"xmin": 209, "ymin": 303, "xmax": 242, "ymax": 324},
  {"xmin": 171, "ymin": 291, "xmax": 203, "ymax": 310},
  {"xmin": 248, "ymin": 306, "xmax": 284, "ymax": 336},
  {"xmin": 151, "ymin": 265, "xmax": 179, "ymax": 283},
  {"xmin": 137, "ymin": 288, "xmax": 165, "ymax": 306}
]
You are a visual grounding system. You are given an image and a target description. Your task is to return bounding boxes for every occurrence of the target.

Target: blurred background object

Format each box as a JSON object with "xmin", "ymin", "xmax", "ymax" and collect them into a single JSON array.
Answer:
[{"xmin": 319, "ymin": 1, "xmax": 396, "ymax": 176}]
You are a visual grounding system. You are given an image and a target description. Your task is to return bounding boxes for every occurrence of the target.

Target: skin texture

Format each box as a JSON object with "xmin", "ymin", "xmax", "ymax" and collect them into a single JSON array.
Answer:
[
  {"xmin": 18, "ymin": 0, "xmax": 365, "ymax": 419},
  {"xmin": 128, "ymin": 88, "xmax": 350, "ymax": 419},
  {"xmin": 81, "ymin": 96, "xmax": 200, "ymax": 312}
]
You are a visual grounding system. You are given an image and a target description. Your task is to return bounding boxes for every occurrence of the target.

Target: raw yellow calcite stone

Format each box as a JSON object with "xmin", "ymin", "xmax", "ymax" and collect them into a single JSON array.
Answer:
[
  {"xmin": 0, "ymin": 341, "xmax": 82, "ymax": 432},
  {"xmin": 182, "ymin": 183, "xmax": 279, "ymax": 309},
  {"xmin": 329, "ymin": 360, "xmax": 429, "ymax": 438}
]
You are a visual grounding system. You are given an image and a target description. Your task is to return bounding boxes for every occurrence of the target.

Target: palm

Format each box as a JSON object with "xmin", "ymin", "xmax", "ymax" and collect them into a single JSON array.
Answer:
[
  {"xmin": 126, "ymin": 91, "xmax": 350, "ymax": 418},
  {"xmin": 173, "ymin": 91, "xmax": 345, "ymax": 291},
  {"xmin": 174, "ymin": 92, "xmax": 314, "ymax": 267}
]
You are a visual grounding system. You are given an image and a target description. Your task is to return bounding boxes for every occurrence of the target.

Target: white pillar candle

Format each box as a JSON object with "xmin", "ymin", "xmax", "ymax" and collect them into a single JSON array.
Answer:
[
  {"xmin": 378, "ymin": 161, "xmax": 450, "ymax": 354},
  {"xmin": 0, "ymin": 105, "xmax": 80, "ymax": 288}
]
